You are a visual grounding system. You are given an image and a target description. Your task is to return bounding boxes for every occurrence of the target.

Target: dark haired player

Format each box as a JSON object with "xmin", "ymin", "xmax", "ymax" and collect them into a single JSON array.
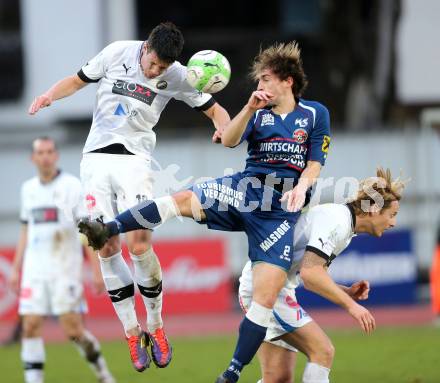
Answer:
[{"xmin": 28, "ymin": 22, "xmax": 230, "ymax": 372}]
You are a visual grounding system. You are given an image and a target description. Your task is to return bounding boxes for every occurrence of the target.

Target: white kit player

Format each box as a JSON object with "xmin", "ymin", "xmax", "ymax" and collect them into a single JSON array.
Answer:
[
  {"xmin": 9, "ymin": 137, "xmax": 115, "ymax": 383},
  {"xmin": 239, "ymin": 168, "xmax": 405, "ymax": 383},
  {"xmin": 28, "ymin": 22, "xmax": 230, "ymax": 371}
]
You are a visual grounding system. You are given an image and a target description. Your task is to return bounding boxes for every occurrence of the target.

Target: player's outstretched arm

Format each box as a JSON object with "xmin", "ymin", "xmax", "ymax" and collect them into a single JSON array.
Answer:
[
  {"xmin": 300, "ymin": 251, "xmax": 376, "ymax": 334},
  {"xmin": 202, "ymin": 102, "xmax": 231, "ymax": 143},
  {"xmin": 28, "ymin": 74, "xmax": 88, "ymax": 115},
  {"xmin": 221, "ymin": 90, "xmax": 273, "ymax": 147}
]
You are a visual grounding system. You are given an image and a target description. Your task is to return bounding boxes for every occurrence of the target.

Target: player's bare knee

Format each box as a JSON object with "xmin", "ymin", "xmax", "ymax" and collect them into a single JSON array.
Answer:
[
  {"xmin": 127, "ymin": 230, "xmax": 152, "ymax": 255},
  {"xmin": 22, "ymin": 316, "xmax": 42, "ymax": 337},
  {"xmin": 253, "ymin": 289, "xmax": 278, "ymax": 309},
  {"xmin": 99, "ymin": 235, "xmax": 121, "ymax": 257},
  {"xmin": 309, "ymin": 341, "xmax": 335, "ymax": 367}
]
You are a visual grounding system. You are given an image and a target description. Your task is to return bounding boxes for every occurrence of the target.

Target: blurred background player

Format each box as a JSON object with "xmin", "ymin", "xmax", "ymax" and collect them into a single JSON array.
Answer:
[
  {"xmin": 77, "ymin": 41, "xmax": 331, "ymax": 383},
  {"xmin": 28, "ymin": 22, "xmax": 230, "ymax": 371},
  {"xmin": 8, "ymin": 137, "xmax": 115, "ymax": 383},
  {"xmin": 240, "ymin": 168, "xmax": 404, "ymax": 383}
]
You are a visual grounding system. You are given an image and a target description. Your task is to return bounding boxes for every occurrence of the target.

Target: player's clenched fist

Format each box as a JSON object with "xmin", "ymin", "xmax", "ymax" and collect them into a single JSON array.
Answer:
[{"xmin": 28, "ymin": 94, "xmax": 52, "ymax": 115}]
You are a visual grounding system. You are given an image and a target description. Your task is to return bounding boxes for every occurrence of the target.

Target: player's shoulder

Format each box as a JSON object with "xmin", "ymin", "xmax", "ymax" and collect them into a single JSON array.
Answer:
[
  {"xmin": 298, "ymin": 98, "xmax": 329, "ymax": 118},
  {"xmin": 21, "ymin": 176, "xmax": 39, "ymax": 192},
  {"xmin": 58, "ymin": 171, "xmax": 81, "ymax": 185},
  {"xmin": 163, "ymin": 60, "xmax": 187, "ymax": 82},
  {"xmin": 307, "ymin": 203, "xmax": 352, "ymax": 234},
  {"xmin": 309, "ymin": 203, "xmax": 348, "ymax": 219}
]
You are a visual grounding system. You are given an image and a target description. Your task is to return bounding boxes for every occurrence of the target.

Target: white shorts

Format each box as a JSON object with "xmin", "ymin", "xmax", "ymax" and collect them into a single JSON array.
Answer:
[
  {"xmin": 238, "ymin": 285, "xmax": 312, "ymax": 352},
  {"xmin": 19, "ymin": 277, "xmax": 87, "ymax": 316},
  {"xmin": 80, "ymin": 153, "xmax": 154, "ymax": 221}
]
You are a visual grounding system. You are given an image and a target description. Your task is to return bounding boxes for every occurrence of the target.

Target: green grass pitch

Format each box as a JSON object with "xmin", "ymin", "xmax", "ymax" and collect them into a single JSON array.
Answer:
[{"xmin": 1, "ymin": 326, "xmax": 439, "ymax": 382}]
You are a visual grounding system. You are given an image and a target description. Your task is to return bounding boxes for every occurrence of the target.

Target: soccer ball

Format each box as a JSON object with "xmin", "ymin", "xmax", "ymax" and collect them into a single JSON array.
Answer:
[{"xmin": 186, "ymin": 50, "xmax": 231, "ymax": 93}]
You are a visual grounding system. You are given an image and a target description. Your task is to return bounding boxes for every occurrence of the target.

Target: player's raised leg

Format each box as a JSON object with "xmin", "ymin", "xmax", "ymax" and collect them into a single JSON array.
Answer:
[
  {"xmin": 78, "ymin": 191, "xmax": 204, "ymax": 249},
  {"xmin": 59, "ymin": 312, "xmax": 115, "ymax": 383}
]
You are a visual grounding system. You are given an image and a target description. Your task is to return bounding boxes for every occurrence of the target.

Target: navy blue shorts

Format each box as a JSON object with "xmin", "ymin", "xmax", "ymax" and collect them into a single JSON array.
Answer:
[{"xmin": 190, "ymin": 172, "xmax": 300, "ymax": 270}]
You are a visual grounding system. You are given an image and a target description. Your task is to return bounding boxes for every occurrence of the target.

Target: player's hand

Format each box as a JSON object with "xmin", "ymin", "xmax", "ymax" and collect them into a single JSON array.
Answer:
[
  {"xmin": 212, "ymin": 129, "xmax": 222, "ymax": 144},
  {"xmin": 348, "ymin": 280, "xmax": 370, "ymax": 300},
  {"xmin": 280, "ymin": 186, "xmax": 306, "ymax": 212},
  {"xmin": 8, "ymin": 269, "xmax": 20, "ymax": 294},
  {"xmin": 246, "ymin": 90, "xmax": 273, "ymax": 111},
  {"xmin": 347, "ymin": 302, "xmax": 376, "ymax": 334},
  {"xmin": 28, "ymin": 94, "xmax": 52, "ymax": 115},
  {"xmin": 92, "ymin": 271, "xmax": 106, "ymax": 295}
]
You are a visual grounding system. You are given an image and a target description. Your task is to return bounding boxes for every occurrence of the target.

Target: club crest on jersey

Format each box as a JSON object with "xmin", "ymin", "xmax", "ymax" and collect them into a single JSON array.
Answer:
[
  {"xmin": 261, "ymin": 113, "xmax": 275, "ymax": 126},
  {"xmin": 156, "ymin": 80, "xmax": 168, "ymax": 90},
  {"xmin": 292, "ymin": 128, "xmax": 308, "ymax": 144},
  {"xmin": 295, "ymin": 117, "xmax": 308, "ymax": 128}
]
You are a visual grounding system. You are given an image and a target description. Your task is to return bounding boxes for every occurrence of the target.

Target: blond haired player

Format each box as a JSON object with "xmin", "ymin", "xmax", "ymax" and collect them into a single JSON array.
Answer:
[{"xmin": 239, "ymin": 168, "xmax": 405, "ymax": 383}]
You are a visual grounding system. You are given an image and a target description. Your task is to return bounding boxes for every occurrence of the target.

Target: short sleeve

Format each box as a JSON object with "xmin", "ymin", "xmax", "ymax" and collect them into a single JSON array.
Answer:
[
  {"xmin": 19, "ymin": 184, "xmax": 29, "ymax": 224},
  {"xmin": 307, "ymin": 105, "xmax": 331, "ymax": 165},
  {"xmin": 305, "ymin": 211, "xmax": 340, "ymax": 261},
  {"xmin": 77, "ymin": 42, "xmax": 117, "ymax": 83},
  {"xmin": 173, "ymin": 66, "xmax": 215, "ymax": 110}
]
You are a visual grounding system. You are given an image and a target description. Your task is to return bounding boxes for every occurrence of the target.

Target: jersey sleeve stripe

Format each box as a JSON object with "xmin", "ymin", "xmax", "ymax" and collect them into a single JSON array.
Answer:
[
  {"xmin": 194, "ymin": 97, "xmax": 215, "ymax": 111},
  {"xmin": 77, "ymin": 69, "xmax": 100, "ymax": 83},
  {"xmin": 305, "ymin": 245, "xmax": 330, "ymax": 260},
  {"xmin": 298, "ymin": 101, "xmax": 316, "ymax": 127}
]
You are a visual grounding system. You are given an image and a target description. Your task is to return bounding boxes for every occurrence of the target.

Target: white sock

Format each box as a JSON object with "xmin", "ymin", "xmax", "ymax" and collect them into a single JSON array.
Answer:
[
  {"xmin": 21, "ymin": 337, "xmax": 45, "ymax": 383},
  {"xmin": 72, "ymin": 330, "xmax": 114, "ymax": 381},
  {"xmin": 303, "ymin": 362, "xmax": 330, "ymax": 383},
  {"xmin": 99, "ymin": 251, "xmax": 139, "ymax": 334},
  {"xmin": 131, "ymin": 247, "xmax": 163, "ymax": 333}
]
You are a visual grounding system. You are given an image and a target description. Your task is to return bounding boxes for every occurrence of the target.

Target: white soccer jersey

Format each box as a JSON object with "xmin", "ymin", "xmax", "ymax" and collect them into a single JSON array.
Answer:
[
  {"xmin": 240, "ymin": 203, "xmax": 356, "ymax": 290},
  {"xmin": 79, "ymin": 40, "xmax": 213, "ymax": 158},
  {"xmin": 20, "ymin": 172, "xmax": 84, "ymax": 281}
]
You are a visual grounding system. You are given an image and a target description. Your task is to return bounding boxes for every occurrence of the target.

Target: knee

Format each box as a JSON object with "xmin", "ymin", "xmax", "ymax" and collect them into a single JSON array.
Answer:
[
  {"xmin": 310, "ymin": 341, "xmax": 335, "ymax": 367},
  {"xmin": 99, "ymin": 235, "xmax": 121, "ymax": 257},
  {"xmin": 63, "ymin": 320, "xmax": 83, "ymax": 339},
  {"xmin": 253, "ymin": 288, "xmax": 278, "ymax": 309},
  {"xmin": 22, "ymin": 317, "xmax": 42, "ymax": 338},
  {"xmin": 127, "ymin": 232, "xmax": 151, "ymax": 255}
]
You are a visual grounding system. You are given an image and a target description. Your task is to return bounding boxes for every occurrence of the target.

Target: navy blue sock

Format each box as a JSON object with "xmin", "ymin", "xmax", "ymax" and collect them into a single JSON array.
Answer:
[
  {"xmin": 106, "ymin": 200, "xmax": 162, "ymax": 235},
  {"xmin": 222, "ymin": 316, "xmax": 267, "ymax": 382}
]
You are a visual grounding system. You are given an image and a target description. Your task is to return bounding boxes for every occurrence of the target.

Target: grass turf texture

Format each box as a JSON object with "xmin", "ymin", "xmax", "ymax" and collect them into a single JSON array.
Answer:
[{"xmin": 1, "ymin": 326, "xmax": 439, "ymax": 382}]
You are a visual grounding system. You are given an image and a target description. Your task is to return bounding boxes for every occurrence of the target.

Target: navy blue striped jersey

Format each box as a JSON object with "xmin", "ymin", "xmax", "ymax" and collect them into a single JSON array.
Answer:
[{"xmin": 240, "ymin": 99, "xmax": 330, "ymax": 181}]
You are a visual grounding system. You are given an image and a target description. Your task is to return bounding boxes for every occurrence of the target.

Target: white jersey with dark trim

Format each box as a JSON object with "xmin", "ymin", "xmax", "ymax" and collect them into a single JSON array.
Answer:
[
  {"xmin": 79, "ymin": 41, "xmax": 213, "ymax": 158},
  {"xmin": 20, "ymin": 172, "xmax": 84, "ymax": 281},
  {"xmin": 240, "ymin": 203, "xmax": 356, "ymax": 289}
]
